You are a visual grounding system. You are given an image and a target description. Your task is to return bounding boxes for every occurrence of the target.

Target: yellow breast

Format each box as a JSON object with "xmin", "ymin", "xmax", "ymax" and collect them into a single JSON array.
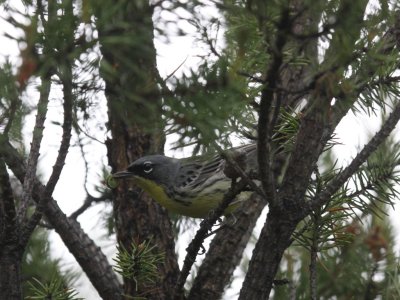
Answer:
[{"xmin": 133, "ymin": 177, "xmax": 247, "ymax": 218}]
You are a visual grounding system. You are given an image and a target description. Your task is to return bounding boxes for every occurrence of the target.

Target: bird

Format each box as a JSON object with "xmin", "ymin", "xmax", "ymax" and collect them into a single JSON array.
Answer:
[{"xmin": 112, "ymin": 144, "xmax": 258, "ymax": 218}]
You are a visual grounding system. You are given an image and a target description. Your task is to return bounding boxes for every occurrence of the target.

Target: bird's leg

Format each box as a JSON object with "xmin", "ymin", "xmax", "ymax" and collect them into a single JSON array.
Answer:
[{"xmin": 204, "ymin": 216, "xmax": 234, "ymax": 238}]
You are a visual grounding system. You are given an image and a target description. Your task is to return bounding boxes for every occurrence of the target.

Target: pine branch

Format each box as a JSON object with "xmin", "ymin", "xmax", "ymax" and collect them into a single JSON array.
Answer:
[
  {"xmin": 329, "ymin": 13, "xmax": 400, "ymax": 130},
  {"xmin": 217, "ymin": 143, "xmax": 265, "ymax": 198},
  {"xmin": 310, "ymin": 101, "xmax": 400, "ymax": 211},
  {"xmin": 12, "ymin": 0, "xmax": 51, "ymax": 229}
]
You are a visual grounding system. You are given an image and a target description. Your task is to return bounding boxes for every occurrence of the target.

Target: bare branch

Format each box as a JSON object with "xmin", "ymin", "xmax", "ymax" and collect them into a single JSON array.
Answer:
[
  {"xmin": 202, "ymin": 22, "xmax": 222, "ymax": 58},
  {"xmin": 44, "ymin": 69, "xmax": 73, "ymax": 196},
  {"xmin": 73, "ymin": 119, "xmax": 92, "ymax": 195},
  {"xmin": 20, "ymin": 6, "xmax": 74, "ymax": 244},
  {"xmin": 69, "ymin": 195, "xmax": 108, "ymax": 220},
  {"xmin": 18, "ymin": 76, "xmax": 51, "ymax": 224},
  {"xmin": 74, "ymin": 121, "xmax": 105, "ymax": 145}
]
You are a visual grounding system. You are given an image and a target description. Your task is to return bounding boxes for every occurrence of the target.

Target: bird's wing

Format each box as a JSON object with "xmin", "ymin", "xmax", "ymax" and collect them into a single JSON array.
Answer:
[
  {"xmin": 175, "ymin": 153, "xmax": 225, "ymax": 190},
  {"xmin": 174, "ymin": 143, "xmax": 257, "ymax": 190}
]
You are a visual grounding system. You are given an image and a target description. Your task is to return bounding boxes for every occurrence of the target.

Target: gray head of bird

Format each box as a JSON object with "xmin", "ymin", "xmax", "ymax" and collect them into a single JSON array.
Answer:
[{"xmin": 112, "ymin": 155, "xmax": 180, "ymax": 186}]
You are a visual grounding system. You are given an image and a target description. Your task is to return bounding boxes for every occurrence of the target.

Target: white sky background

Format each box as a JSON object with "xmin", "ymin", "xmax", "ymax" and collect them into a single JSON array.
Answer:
[{"xmin": 1, "ymin": 1, "xmax": 400, "ymax": 299}]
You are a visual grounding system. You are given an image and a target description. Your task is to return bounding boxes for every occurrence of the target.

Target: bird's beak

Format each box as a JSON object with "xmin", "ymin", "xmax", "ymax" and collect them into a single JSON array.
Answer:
[{"xmin": 112, "ymin": 170, "xmax": 135, "ymax": 179}]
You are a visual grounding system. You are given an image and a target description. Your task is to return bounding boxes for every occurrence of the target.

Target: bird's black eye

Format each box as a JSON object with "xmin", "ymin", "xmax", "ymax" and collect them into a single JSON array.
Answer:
[{"xmin": 143, "ymin": 161, "xmax": 153, "ymax": 174}]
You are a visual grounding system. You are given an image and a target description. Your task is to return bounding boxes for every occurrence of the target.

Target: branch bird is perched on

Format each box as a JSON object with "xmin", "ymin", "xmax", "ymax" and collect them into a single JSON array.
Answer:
[{"xmin": 112, "ymin": 144, "xmax": 258, "ymax": 218}]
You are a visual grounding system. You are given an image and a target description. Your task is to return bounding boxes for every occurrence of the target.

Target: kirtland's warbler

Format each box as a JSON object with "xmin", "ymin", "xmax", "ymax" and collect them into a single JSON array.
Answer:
[{"xmin": 112, "ymin": 144, "xmax": 257, "ymax": 218}]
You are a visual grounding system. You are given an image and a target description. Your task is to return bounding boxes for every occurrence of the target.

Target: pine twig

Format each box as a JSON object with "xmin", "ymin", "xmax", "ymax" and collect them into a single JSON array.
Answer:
[{"xmin": 69, "ymin": 195, "xmax": 108, "ymax": 219}]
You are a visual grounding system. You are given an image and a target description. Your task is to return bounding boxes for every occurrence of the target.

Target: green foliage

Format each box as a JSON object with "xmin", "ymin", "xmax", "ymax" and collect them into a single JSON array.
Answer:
[
  {"xmin": 275, "ymin": 204, "xmax": 398, "ymax": 299},
  {"xmin": 165, "ymin": 57, "xmax": 253, "ymax": 153},
  {"xmin": 0, "ymin": 62, "xmax": 25, "ymax": 144},
  {"xmin": 26, "ymin": 277, "xmax": 82, "ymax": 300},
  {"xmin": 273, "ymin": 109, "xmax": 301, "ymax": 153},
  {"xmin": 113, "ymin": 239, "xmax": 164, "ymax": 291},
  {"xmin": 384, "ymin": 259, "xmax": 400, "ymax": 299},
  {"xmin": 292, "ymin": 162, "xmax": 355, "ymax": 267},
  {"xmin": 345, "ymin": 137, "xmax": 400, "ymax": 216},
  {"xmin": 273, "ymin": 136, "xmax": 400, "ymax": 299},
  {"xmin": 223, "ymin": 1, "xmax": 270, "ymax": 75},
  {"xmin": 22, "ymin": 228, "xmax": 78, "ymax": 297}
]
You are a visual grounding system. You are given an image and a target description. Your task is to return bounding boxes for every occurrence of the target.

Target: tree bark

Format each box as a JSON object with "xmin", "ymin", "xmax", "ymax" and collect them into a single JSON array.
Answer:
[
  {"xmin": 189, "ymin": 194, "xmax": 265, "ymax": 299},
  {"xmin": 240, "ymin": 211, "xmax": 297, "ymax": 299},
  {"xmin": 94, "ymin": 1, "xmax": 180, "ymax": 298},
  {"xmin": 0, "ymin": 159, "xmax": 22, "ymax": 299},
  {"xmin": 0, "ymin": 248, "xmax": 22, "ymax": 300}
]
